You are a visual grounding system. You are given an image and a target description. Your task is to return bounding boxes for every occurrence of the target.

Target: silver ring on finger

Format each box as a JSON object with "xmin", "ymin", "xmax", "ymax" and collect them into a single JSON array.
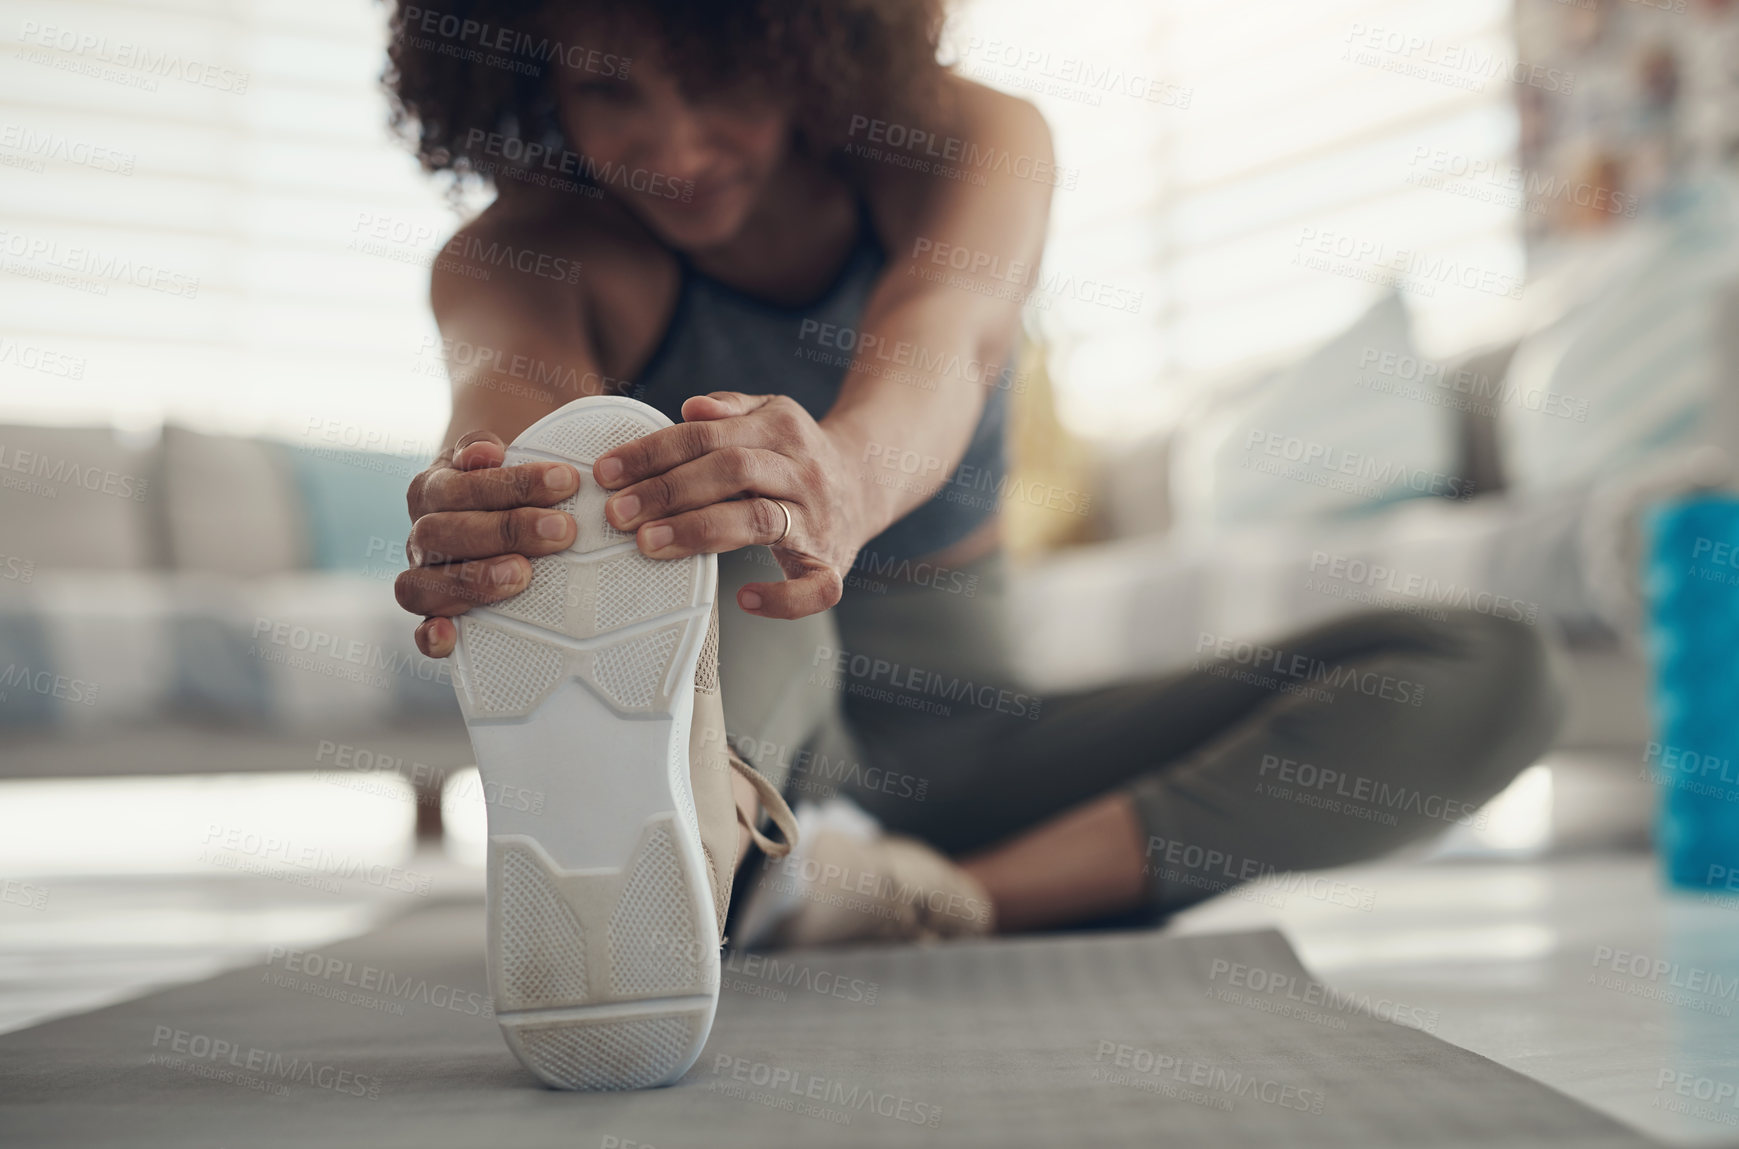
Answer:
[{"xmin": 767, "ymin": 498, "xmax": 792, "ymax": 546}]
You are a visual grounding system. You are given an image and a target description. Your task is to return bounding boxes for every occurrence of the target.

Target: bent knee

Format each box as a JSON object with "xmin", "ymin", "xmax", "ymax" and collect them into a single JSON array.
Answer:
[
  {"xmin": 1425, "ymin": 609, "xmax": 1565, "ymax": 793},
  {"xmin": 1446, "ymin": 609, "xmax": 1562, "ymax": 711}
]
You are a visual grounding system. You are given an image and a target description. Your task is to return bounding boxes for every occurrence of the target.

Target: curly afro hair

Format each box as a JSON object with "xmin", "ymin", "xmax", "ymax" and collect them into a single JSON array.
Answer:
[{"xmin": 383, "ymin": 0, "xmax": 948, "ymax": 187}]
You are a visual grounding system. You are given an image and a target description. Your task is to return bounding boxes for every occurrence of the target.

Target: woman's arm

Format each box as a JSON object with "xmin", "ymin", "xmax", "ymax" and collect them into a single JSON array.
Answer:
[
  {"xmin": 432, "ymin": 208, "xmax": 619, "ymax": 442},
  {"xmin": 596, "ymin": 79, "xmax": 1054, "ymax": 620},
  {"xmin": 394, "ymin": 212, "xmax": 613, "ymax": 659},
  {"xmin": 829, "ymin": 77, "xmax": 1055, "ymax": 539}
]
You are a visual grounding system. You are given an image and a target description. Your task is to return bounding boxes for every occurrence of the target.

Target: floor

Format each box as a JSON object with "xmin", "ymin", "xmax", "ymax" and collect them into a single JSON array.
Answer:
[
  {"xmin": 1175, "ymin": 853, "xmax": 1739, "ymax": 1146},
  {"xmin": 1, "ymin": 756, "xmax": 1732, "ymax": 1144}
]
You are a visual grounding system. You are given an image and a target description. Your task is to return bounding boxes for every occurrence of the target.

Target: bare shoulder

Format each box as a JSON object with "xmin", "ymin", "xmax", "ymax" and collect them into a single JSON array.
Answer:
[
  {"xmin": 430, "ymin": 186, "xmax": 655, "ymax": 319},
  {"xmin": 941, "ymin": 75, "xmax": 1054, "ymax": 153},
  {"xmin": 853, "ymin": 74, "xmax": 1056, "ymax": 240},
  {"xmin": 429, "ymin": 183, "xmax": 676, "ymax": 374}
]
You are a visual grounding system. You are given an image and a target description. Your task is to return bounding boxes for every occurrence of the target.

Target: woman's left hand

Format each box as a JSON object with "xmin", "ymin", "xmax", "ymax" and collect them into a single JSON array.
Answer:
[{"xmin": 593, "ymin": 391, "xmax": 875, "ymax": 619}]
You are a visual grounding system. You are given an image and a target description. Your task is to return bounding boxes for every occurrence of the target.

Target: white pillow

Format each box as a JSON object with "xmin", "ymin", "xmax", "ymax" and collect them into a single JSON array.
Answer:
[
  {"xmin": 1171, "ymin": 293, "xmax": 1464, "ymax": 532},
  {"xmin": 1502, "ymin": 180, "xmax": 1739, "ymax": 496}
]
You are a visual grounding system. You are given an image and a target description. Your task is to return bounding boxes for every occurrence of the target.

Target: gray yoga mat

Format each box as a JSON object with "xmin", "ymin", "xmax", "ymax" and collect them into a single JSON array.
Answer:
[{"xmin": 0, "ymin": 898, "xmax": 1652, "ymax": 1148}]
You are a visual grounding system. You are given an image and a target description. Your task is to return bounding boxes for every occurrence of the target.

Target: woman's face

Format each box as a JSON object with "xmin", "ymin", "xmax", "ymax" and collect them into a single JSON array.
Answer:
[{"xmin": 552, "ymin": 36, "xmax": 792, "ymax": 250}]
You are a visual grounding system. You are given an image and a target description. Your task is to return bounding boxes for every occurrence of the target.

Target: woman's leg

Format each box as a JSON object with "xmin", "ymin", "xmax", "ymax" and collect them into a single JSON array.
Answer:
[
  {"xmin": 829, "ymin": 559, "xmax": 1565, "ymax": 931},
  {"xmin": 958, "ymin": 792, "xmax": 1150, "ymax": 932},
  {"xmin": 713, "ymin": 546, "xmax": 867, "ymax": 867}
]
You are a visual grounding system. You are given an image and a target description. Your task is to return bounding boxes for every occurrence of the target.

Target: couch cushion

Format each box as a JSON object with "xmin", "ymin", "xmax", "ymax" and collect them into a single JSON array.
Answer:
[
  {"xmin": 160, "ymin": 425, "xmax": 308, "ymax": 576},
  {"xmin": 0, "ymin": 570, "xmax": 457, "ymax": 737},
  {"xmin": 1170, "ymin": 293, "xmax": 1466, "ymax": 531},
  {"xmin": 0, "ymin": 425, "xmax": 156, "ymax": 570},
  {"xmin": 282, "ymin": 445, "xmax": 420, "ymax": 574}
]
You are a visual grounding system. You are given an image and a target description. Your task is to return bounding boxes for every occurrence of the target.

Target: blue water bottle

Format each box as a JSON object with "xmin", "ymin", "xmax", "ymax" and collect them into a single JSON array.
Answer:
[{"xmin": 1644, "ymin": 495, "xmax": 1739, "ymax": 892}]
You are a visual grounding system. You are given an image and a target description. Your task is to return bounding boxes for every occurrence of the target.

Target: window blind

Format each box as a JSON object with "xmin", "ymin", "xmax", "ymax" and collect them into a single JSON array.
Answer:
[
  {"xmin": 0, "ymin": 0, "xmax": 1522, "ymax": 451},
  {"xmin": 946, "ymin": 0, "xmax": 1524, "ymax": 440}
]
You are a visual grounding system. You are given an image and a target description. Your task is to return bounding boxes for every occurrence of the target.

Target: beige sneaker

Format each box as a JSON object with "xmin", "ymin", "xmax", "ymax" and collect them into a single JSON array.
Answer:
[
  {"xmin": 450, "ymin": 396, "xmax": 795, "ymax": 1091},
  {"xmin": 688, "ymin": 609, "xmax": 798, "ymax": 939},
  {"xmin": 740, "ymin": 800, "xmax": 995, "ymax": 949}
]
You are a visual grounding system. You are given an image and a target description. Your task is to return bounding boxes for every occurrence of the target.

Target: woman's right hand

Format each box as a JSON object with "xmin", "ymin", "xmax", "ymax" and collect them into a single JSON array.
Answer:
[{"xmin": 396, "ymin": 430, "xmax": 581, "ymax": 659}]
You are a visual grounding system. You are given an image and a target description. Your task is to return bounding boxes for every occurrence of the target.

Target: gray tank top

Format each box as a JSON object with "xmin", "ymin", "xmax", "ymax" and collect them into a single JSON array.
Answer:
[{"xmin": 629, "ymin": 211, "xmax": 1009, "ymax": 564}]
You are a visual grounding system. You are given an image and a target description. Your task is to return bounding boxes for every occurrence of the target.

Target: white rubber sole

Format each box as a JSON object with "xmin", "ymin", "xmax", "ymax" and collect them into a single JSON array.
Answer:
[{"xmin": 450, "ymin": 396, "xmax": 719, "ymax": 1091}]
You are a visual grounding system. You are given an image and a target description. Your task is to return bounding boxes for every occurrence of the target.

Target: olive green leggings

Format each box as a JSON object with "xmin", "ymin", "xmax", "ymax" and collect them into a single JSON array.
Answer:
[{"xmin": 715, "ymin": 546, "xmax": 1563, "ymax": 915}]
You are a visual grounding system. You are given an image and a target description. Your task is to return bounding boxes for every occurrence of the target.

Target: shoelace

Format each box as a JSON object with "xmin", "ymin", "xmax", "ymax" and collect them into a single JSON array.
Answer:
[{"xmin": 727, "ymin": 748, "xmax": 798, "ymax": 859}]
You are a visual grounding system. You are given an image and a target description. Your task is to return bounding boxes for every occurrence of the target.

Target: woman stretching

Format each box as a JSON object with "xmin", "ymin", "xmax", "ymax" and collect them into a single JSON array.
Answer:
[{"xmin": 387, "ymin": 0, "xmax": 1561, "ymax": 1089}]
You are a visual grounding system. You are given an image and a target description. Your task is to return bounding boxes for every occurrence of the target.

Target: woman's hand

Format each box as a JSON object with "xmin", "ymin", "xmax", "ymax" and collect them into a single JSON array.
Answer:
[
  {"xmin": 595, "ymin": 392, "xmax": 875, "ymax": 620},
  {"xmin": 395, "ymin": 431, "xmax": 582, "ymax": 658}
]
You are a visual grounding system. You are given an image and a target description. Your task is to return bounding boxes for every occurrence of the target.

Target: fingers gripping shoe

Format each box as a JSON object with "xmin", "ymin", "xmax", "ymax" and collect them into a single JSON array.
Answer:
[{"xmin": 450, "ymin": 395, "xmax": 795, "ymax": 1090}]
